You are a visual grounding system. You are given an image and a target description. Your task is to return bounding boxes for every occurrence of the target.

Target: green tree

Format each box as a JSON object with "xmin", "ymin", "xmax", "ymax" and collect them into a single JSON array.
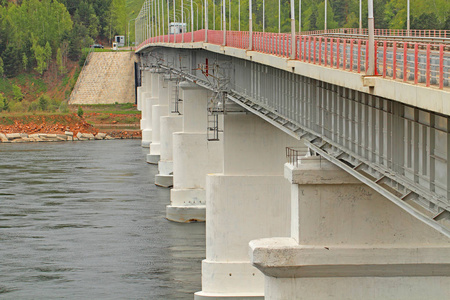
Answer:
[
  {"xmin": 38, "ymin": 94, "xmax": 49, "ymax": 111},
  {"xmin": 22, "ymin": 53, "xmax": 28, "ymax": 71},
  {"xmin": 0, "ymin": 57, "xmax": 3, "ymax": 77},
  {"xmin": 77, "ymin": 106, "xmax": 84, "ymax": 118},
  {"xmin": 32, "ymin": 40, "xmax": 47, "ymax": 74},
  {"xmin": 56, "ymin": 47, "xmax": 65, "ymax": 74},
  {"xmin": 2, "ymin": 45, "xmax": 19, "ymax": 77},
  {"xmin": 12, "ymin": 84, "xmax": 23, "ymax": 102}
]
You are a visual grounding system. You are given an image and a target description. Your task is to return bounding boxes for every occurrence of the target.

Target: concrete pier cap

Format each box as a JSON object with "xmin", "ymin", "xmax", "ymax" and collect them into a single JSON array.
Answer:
[{"xmin": 250, "ymin": 154, "xmax": 450, "ymax": 300}]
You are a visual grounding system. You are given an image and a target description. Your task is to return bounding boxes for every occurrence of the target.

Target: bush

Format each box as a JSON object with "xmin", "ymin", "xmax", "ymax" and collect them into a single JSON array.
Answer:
[
  {"xmin": 9, "ymin": 101, "xmax": 24, "ymax": 112},
  {"xmin": 28, "ymin": 100, "xmax": 39, "ymax": 112},
  {"xmin": 0, "ymin": 94, "xmax": 5, "ymax": 112},
  {"xmin": 77, "ymin": 106, "xmax": 84, "ymax": 118},
  {"xmin": 59, "ymin": 101, "xmax": 69, "ymax": 113}
]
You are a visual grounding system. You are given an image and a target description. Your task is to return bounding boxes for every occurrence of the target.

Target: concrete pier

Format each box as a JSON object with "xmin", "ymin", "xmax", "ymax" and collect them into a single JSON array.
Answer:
[
  {"xmin": 147, "ymin": 72, "xmax": 167, "ymax": 164},
  {"xmin": 140, "ymin": 70, "xmax": 154, "ymax": 147},
  {"xmin": 250, "ymin": 156, "xmax": 450, "ymax": 300},
  {"xmin": 167, "ymin": 83, "xmax": 223, "ymax": 222},
  {"xmin": 195, "ymin": 114, "xmax": 304, "ymax": 299}
]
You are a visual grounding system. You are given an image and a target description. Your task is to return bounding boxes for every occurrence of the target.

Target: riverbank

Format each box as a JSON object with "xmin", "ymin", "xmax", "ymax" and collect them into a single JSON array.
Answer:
[{"xmin": 0, "ymin": 104, "xmax": 142, "ymax": 143}]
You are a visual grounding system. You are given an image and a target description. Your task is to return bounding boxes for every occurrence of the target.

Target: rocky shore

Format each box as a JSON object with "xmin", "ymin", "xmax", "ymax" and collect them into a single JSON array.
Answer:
[{"xmin": 0, "ymin": 131, "xmax": 116, "ymax": 143}]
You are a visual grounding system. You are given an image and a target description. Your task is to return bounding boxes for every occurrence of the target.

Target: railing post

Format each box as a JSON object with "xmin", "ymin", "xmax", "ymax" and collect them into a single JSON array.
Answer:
[
  {"xmin": 318, "ymin": 37, "xmax": 322, "ymax": 65},
  {"xmin": 426, "ymin": 44, "xmax": 431, "ymax": 87},
  {"xmin": 350, "ymin": 39, "xmax": 354, "ymax": 71},
  {"xmin": 403, "ymin": 42, "xmax": 408, "ymax": 82},
  {"xmin": 414, "ymin": 43, "xmax": 418, "ymax": 84},
  {"xmin": 393, "ymin": 42, "xmax": 397, "ymax": 79},
  {"xmin": 382, "ymin": 41, "xmax": 387, "ymax": 78},
  {"xmin": 439, "ymin": 44, "xmax": 444, "ymax": 89}
]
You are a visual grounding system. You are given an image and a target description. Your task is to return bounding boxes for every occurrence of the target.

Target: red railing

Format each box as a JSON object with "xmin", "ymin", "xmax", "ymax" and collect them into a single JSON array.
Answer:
[
  {"xmin": 300, "ymin": 28, "xmax": 450, "ymax": 38},
  {"xmin": 137, "ymin": 29, "xmax": 449, "ymax": 90}
]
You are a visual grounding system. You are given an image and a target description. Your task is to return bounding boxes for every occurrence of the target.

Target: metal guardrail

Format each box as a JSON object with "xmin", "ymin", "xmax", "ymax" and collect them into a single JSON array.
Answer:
[
  {"xmin": 137, "ymin": 29, "xmax": 450, "ymax": 90},
  {"xmin": 286, "ymin": 147, "xmax": 303, "ymax": 168}
]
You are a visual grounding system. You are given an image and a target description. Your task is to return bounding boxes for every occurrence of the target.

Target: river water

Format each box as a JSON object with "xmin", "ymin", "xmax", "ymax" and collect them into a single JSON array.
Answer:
[{"xmin": 0, "ymin": 140, "xmax": 205, "ymax": 299}]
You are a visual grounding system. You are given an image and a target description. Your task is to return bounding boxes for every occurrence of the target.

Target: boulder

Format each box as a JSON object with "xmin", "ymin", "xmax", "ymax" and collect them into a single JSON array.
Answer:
[
  {"xmin": 65, "ymin": 131, "xmax": 74, "ymax": 137},
  {"xmin": 0, "ymin": 133, "xmax": 8, "ymax": 142},
  {"xmin": 6, "ymin": 133, "xmax": 21, "ymax": 140},
  {"xmin": 95, "ymin": 133, "xmax": 107, "ymax": 140}
]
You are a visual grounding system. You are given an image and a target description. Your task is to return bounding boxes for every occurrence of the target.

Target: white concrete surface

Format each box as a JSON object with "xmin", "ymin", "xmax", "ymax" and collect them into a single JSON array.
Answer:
[
  {"xmin": 196, "ymin": 113, "xmax": 303, "ymax": 299},
  {"xmin": 250, "ymin": 155, "xmax": 450, "ymax": 300},
  {"xmin": 155, "ymin": 115, "xmax": 183, "ymax": 187},
  {"xmin": 147, "ymin": 73, "xmax": 168, "ymax": 164},
  {"xmin": 167, "ymin": 83, "xmax": 223, "ymax": 222}
]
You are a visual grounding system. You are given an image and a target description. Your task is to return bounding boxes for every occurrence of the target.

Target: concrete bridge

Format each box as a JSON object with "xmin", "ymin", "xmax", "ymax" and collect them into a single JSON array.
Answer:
[{"xmin": 133, "ymin": 1, "xmax": 450, "ymax": 298}]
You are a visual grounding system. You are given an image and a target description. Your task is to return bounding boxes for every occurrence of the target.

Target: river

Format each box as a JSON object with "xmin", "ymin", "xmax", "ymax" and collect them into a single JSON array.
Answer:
[{"xmin": 0, "ymin": 140, "xmax": 205, "ymax": 299}]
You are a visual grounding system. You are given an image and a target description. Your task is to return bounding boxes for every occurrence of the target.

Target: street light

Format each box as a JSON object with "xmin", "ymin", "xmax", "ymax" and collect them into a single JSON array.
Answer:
[
  {"xmin": 128, "ymin": 18, "xmax": 137, "ymax": 48},
  {"xmin": 359, "ymin": 0, "xmax": 362, "ymax": 34},
  {"xmin": 407, "ymin": 0, "xmax": 410, "ymax": 35},
  {"xmin": 324, "ymin": 0, "xmax": 327, "ymax": 31},
  {"xmin": 367, "ymin": 0, "xmax": 375, "ymax": 75},
  {"xmin": 299, "ymin": 0, "xmax": 301, "ymax": 33}
]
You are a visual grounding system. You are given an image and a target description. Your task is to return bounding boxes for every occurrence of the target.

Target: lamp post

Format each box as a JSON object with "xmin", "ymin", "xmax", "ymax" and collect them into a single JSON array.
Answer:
[
  {"xmin": 407, "ymin": 0, "xmax": 410, "ymax": 35},
  {"xmin": 222, "ymin": 0, "xmax": 226, "ymax": 45},
  {"xmin": 367, "ymin": 0, "xmax": 375, "ymax": 75},
  {"xmin": 128, "ymin": 18, "xmax": 137, "ymax": 48},
  {"xmin": 324, "ymin": 0, "xmax": 327, "ymax": 31},
  {"xmin": 238, "ymin": 0, "xmax": 241, "ymax": 31},
  {"xmin": 290, "ymin": 0, "xmax": 295, "ymax": 59},
  {"xmin": 359, "ymin": 0, "xmax": 362, "ymax": 34},
  {"xmin": 249, "ymin": 0, "xmax": 252, "ymax": 50},
  {"xmin": 263, "ymin": 0, "xmax": 265, "ymax": 32},
  {"xmin": 205, "ymin": 0, "xmax": 208, "ymax": 42},
  {"xmin": 299, "ymin": 0, "xmax": 301, "ymax": 33},
  {"xmin": 278, "ymin": 0, "xmax": 281, "ymax": 33}
]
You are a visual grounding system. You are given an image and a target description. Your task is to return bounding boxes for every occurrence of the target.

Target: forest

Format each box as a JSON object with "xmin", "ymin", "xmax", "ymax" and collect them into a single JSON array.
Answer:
[
  {"xmin": 0, "ymin": 0, "xmax": 449, "ymax": 80},
  {"xmin": 0, "ymin": 0, "xmax": 127, "ymax": 78}
]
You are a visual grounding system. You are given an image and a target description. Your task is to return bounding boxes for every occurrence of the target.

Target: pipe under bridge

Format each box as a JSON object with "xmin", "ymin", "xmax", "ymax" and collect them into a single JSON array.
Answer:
[{"xmin": 135, "ymin": 27, "xmax": 450, "ymax": 299}]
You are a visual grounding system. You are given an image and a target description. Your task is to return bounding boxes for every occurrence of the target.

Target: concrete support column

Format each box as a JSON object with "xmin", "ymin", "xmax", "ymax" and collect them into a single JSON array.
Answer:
[
  {"xmin": 167, "ymin": 82, "xmax": 223, "ymax": 222},
  {"xmin": 147, "ymin": 72, "xmax": 168, "ymax": 164},
  {"xmin": 195, "ymin": 113, "xmax": 304, "ymax": 299},
  {"xmin": 141, "ymin": 70, "xmax": 155, "ymax": 147},
  {"xmin": 250, "ymin": 156, "xmax": 450, "ymax": 300}
]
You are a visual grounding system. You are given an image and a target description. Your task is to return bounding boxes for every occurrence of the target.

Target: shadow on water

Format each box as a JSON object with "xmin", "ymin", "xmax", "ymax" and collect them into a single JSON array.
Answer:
[{"xmin": 0, "ymin": 140, "xmax": 205, "ymax": 299}]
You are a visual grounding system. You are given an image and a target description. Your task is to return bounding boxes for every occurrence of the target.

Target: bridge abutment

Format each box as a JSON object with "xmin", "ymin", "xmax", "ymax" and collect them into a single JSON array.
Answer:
[
  {"xmin": 250, "ymin": 155, "xmax": 450, "ymax": 300},
  {"xmin": 195, "ymin": 113, "xmax": 304, "ymax": 299},
  {"xmin": 167, "ymin": 83, "xmax": 222, "ymax": 222}
]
